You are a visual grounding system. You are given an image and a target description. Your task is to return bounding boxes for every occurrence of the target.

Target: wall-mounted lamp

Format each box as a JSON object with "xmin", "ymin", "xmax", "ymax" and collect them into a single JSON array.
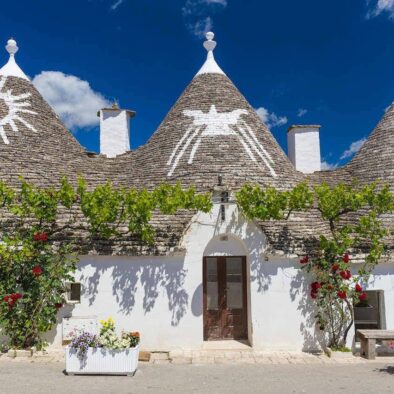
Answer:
[{"xmin": 218, "ymin": 173, "xmax": 223, "ymax": 186}]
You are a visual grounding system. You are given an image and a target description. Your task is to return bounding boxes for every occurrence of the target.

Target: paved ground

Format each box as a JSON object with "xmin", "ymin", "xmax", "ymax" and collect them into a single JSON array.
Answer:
[{"xmin": 0, "ymin": 360, "xmax": 393, "ymax": 393}]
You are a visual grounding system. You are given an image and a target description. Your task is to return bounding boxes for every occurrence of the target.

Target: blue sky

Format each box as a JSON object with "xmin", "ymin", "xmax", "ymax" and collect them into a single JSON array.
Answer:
[{"xmin": 1, "ymin": 0, "xmax": 394, "ymax": 169}]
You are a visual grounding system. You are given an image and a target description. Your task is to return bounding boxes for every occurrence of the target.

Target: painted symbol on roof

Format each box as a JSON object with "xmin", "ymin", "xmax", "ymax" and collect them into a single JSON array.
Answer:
[
  {"xmin": 0, "ymin": 76, "xmax": 37, "ymax": 145},
  {"xmin": 166, "ymin": 105, "xmax": 277, "ymax": 177}
]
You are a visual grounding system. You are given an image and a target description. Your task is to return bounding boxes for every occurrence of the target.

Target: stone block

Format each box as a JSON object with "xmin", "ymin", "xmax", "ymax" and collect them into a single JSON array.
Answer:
[
  {"xmin": 139, "ymin": 351, "xmax": 151, "ymax": 362},
  {"xmin": 150, "ymin": 352, "xmax": 170, "ymax": 361},
  {"xmin": 171, "ymin": 357, "xmax": 192, "ymax": 365}
]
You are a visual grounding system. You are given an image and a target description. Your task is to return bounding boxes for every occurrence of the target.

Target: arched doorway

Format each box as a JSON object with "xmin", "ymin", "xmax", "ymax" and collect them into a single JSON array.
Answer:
[{"xmin": 203, "ymin": 235, "xmax": 248, "ymax": 341}]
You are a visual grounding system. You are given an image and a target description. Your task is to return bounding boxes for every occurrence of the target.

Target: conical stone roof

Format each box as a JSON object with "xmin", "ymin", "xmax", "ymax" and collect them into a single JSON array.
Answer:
[
  {"xmin": 346, "ymin": 104, "xmax": 394, "ymax": 188},
  {"xmin": 0, "ymin": 74, "xmax": 111, "ymax": 187},
  {"xmin": 116, "ymin": 33, "xmax": 301, "ymax": 191}
]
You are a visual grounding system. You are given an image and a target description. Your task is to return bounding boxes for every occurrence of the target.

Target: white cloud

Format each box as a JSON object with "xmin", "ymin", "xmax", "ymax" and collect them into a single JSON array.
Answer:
[
  {"xmin": 340, "ymin": 138, "xmax": 366, "ymax": 160},
  {"xmin": 204, "ymin": 0, "xmax": 227, "ymax": 4},
  {"xmin": 111, "ymin": 0, "xmax": 124, "ymax": 11},
  {"xmin": 255, "ymin": 107, "xmax": 288, "ymax": 128},
  {"xmin": 32, "ymin": 71, "xmax": 110, "ymax": 130},
  {"xmin": 367, "ymin": 0, "xmax": 394, "ymax": 19},
  {"xmin": 191, "ymin": 17, "xmax": 213, "ymax": 38},
  {"xmin": 182, "ymin": 0, "xmax": 228, "ymax": 38},
  {"xmin": 297, "ymin": 108, "xmax": 308, "ymax": 117},
  {"xmin": 321, "ymin": 161, "xmax": 338, "ymax": 171}
]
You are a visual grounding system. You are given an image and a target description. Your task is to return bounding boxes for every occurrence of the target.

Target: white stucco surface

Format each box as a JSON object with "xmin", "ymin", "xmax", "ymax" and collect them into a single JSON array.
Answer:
[
  {"xmin": 0, "ymin": 39, "xmax": 29, "ymax": 81},
  {"xmin": 287, "ymin": 126, "xmax": 321, "ymax": 174},
  {"xmin": 99, "ymin": 109, "xmax": 131, "ymax": 158},
  {"xmin": 46, "ymin": 202, "xmax": 394, "ymax": 352}
]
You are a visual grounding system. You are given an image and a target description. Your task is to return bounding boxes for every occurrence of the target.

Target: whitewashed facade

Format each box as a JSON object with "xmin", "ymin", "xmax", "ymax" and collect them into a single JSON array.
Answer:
[
  {"xmin": 0, "ymin": 32, "xmax": 393, "ymax": 354},
  {"xmin": 46, "ymin": 202, "xmax": 394, "ymax": 351}
]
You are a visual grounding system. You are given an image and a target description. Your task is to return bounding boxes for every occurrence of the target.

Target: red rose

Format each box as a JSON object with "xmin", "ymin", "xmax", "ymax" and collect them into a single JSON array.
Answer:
[
  {"xmin": 310, "ymin": 290, "xmax": 318, "ymax": 299},
  {"xmin": 340, "ymin": 270, "xmax": 351, "ymax": 280},
  {"xmin": 332, "ymin": 263, "xmax": 339, "ymax": 272},
  {"xmin": 4, "ymin": 293, "xmax": 22, "ymax": 308},
  {"xmin": 32, "ymin": 266, "xmax": 43, "ymax": 277},
  {"xmin": 337, "ymin": 290, "xmax": 347, "ymax": 300},
  {"xmin": 343, "ymin": 253, "xmax": 350, "ymax": 263},
  {"xmin": 54, "ymin": 303, "xmax": 63, "ymax": 309},
  {"xmin": 33, "ymin": 232, "xmax": 48, "ymax": 242},
  {"xmin": 358, "ymin": 292, "xmax": 367, "ymax": 301},
  {"xmin": 33, "ymin": 232, "xmax": 41, "ymax": 241},
  {"xmin": 355, "ymin": 283, "xmax": 363, "ymax": 292},
  {"xmin": 300, "ymin": 256, "xmax": 309, "ymax": 264},
  {"xmin": 32, "ymin": 266, "xmax": 42, "ymax": 277},
  {"xmin": 311, "ymin": 282, "xmax": 321, "ymax": 291}
]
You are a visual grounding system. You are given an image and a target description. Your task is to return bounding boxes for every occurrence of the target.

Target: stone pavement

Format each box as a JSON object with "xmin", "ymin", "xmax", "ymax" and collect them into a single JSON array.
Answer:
[
  {"xmin": 0, "ymin": 358, "xmax": 394, "ymax": 394},
  {"xmin": 2, "ymin": 348, "xmax": 394, "ymax": 365},
  {"xmin": 155, "ymin": 348, "xmax": 394, "ymax": 365}
]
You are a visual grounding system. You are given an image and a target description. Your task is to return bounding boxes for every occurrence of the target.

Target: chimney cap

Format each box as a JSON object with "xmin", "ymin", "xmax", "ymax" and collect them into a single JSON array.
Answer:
[
  {"xmin": 287, "ymin": 124, "xmax": 321, "ymax": 133},
  {"xmin": 97, "ymin": 107, "xmax": 136, "ymax": 117}
]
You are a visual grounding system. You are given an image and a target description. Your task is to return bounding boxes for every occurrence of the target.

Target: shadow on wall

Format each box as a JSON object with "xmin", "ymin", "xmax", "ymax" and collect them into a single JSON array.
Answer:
[
  {"xmin": 42, "ymin": 304, "xmax": 76, "ymax": 346},
  {"xmin": 290, "ymin": 266, "xmax": 327, "ymax": 352},
  {"xmin": 224, "ymin": 207, "xmax": 328, "ymax": 351},
  {"xmin": 79, "ymin": 258, "xmax": 189, "ymax": 327},
  {"xmin": 225, "ymin": 209, "xmax": 272, "ymax": 292}
]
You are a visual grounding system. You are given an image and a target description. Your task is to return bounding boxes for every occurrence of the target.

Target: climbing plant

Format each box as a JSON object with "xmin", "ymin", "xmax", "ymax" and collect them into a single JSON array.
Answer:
[
  {"xmin": 0, "ymin": 177, "xmax": 212, "ymax": 349},
  {"xmin": 236, "ymin": 182, "xmax": 394, "ymax": 350}
]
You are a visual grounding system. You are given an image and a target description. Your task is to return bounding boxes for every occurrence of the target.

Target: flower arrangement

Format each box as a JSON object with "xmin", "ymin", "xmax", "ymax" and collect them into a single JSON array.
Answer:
[
  {"xmin": 70, "ymin": 332, "xmax": 100, "ymax": 359},
  {"xmin": 69, "ymin": 317, "xmax": 140, "ymax": 359},
  {"xmin": 99, "ymin": 317, "xmax": 140, "ymax": 349}
]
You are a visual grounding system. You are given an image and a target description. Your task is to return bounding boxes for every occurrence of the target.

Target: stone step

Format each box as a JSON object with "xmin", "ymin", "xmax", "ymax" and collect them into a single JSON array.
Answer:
[{"xmin": 150, "ymin": 351, "xmax": 170, "ymax": 362}]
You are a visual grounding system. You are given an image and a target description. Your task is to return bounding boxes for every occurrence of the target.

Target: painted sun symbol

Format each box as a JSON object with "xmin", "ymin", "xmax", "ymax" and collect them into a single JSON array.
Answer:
[{"xmin": 0, "ymin": 76, "xmax": 37, "ymax": 145}]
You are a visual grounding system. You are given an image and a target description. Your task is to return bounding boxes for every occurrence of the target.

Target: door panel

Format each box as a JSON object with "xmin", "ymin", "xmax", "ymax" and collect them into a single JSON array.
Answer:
[
  {"xmin": 204, "ymin": 257, "xmax": 222, "ymax": 340},
  {"xmin": 203, "ymin": 256, "xmax": 247, "ymax": 341}
]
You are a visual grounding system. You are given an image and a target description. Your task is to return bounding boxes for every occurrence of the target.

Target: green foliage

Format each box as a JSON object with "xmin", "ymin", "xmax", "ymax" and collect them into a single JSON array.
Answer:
[
  {"xmin": 236, "ymin": 182, "xmax": 313, "ymax": 221},
  {"xmin": 236, "ymin": 181, "xmax": 394, "ymax": 348},
  {"xmin": 0, "ymin": 179, "xmax": 79, "ymax": 349},
  {"xmin": 0, "ymin": 178, "xmax": 212, "ymax": 349},
  {"xmin": 78, "ymin": 178, "xmax": 212, "ymax": 244}
]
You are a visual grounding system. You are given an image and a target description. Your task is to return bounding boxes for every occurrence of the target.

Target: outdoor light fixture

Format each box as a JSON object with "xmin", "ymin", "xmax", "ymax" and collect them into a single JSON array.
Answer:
[
  {"xmin": 218, "ymin": 173, "xmax": 223, "ymax": 186},
  {"xmin": 221, "ymin": 191, "xmax": 229, "ymax": 203}
]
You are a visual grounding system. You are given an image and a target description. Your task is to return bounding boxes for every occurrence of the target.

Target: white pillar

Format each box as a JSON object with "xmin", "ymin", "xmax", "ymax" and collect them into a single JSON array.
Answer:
[
  {"xmin": 287, "ymin": 125, "xmax": 321, "ymax": 174},
  {"xmin": 98, "ymin": 106, "xmax": 135, "ymax": 158}
]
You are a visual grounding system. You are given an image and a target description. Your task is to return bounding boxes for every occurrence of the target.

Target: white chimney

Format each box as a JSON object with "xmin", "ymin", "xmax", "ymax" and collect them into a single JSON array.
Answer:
[
  {"xmin": 287, "ymin": 125, "xmax": 321, "ymax": 173},
  {"xmin": 98, "ymin": 104, "xmax": 135, "ymax": 158}
]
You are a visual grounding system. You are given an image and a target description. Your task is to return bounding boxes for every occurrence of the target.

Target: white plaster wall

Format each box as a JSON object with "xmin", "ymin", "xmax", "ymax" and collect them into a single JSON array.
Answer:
[
  {"xmin": 366, "ymin": 263, "xmax": 394, "ymax": 329},
  {"xmin": 287, "ymin": 128, "xmax": 321, "ymax": 173},
  {"xmin": 46, "ymin": 202, "xmax": 394, "ymax": 352},
  {"xmin": 99, "ymin": 110, "xmax": 130, "ymax": 158}
]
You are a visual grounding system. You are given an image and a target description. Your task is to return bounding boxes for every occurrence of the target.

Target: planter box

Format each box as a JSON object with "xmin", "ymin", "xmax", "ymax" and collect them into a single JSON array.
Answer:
[{"xmin": 65, "ymin": 346, "xmax": 139, "ymax": 376}]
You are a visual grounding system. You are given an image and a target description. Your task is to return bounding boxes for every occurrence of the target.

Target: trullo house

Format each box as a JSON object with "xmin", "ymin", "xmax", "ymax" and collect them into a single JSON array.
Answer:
[{"xmin": 0, "ymin": 33, "xmax": 393, "ymax": 352}]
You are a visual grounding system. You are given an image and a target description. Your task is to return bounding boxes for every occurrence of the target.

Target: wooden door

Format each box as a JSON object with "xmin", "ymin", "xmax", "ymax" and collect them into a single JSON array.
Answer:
[{"xmin": 203, "ymin": 256, "xmax": 247, "ymax": 341}]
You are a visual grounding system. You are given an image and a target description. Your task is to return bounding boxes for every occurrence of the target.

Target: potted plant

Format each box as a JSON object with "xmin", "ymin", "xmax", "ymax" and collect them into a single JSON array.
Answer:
[{"xmin": 65, "ymin": 318, "xmax": 140, "ymax": 376}]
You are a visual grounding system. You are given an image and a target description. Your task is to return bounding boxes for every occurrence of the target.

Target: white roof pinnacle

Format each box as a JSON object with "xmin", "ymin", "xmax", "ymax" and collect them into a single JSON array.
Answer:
[
  {"xmin": 0, "ymin": 38, "xmax": 29, "ymax": 81},
  {"xmin": 195, "ymin": 32, "xmax": 225, "ymax": 77}
]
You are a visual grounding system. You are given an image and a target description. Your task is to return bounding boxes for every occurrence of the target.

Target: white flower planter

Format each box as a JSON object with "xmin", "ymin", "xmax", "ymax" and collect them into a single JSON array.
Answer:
[{"xmin": 65, "ymin": 345, "xmax": 139, "ymax": 376}]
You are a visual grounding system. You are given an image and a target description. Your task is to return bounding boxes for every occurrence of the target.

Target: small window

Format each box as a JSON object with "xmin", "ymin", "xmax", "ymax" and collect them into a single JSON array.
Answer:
[
  {"xmin": 66, "ymin": 283, "xmax": 81, "ymax": 303},
  {"xmin": 354, "ymin": 290, "xmax": 386, "ymax": 341}
]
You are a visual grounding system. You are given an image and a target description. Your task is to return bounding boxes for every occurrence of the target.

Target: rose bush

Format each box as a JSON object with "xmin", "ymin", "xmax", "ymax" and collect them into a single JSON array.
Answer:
[
  {"xmin": 237, "ymin": 181, "xmax": 394, "ymax": 350},
  {"xmin": 0, "ymin": 178, "xmax": 212, "ymax": 349}
]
